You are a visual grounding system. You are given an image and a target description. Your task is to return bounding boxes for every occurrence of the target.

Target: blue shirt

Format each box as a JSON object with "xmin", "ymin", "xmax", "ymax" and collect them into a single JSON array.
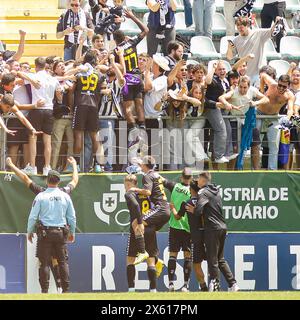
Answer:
[{"xmin": 27, "ymin": 187, "xmax": 76, "ymax": 234}]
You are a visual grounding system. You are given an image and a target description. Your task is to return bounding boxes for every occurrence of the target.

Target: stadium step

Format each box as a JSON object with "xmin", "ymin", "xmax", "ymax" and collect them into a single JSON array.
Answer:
[
  {"xmin": 0, "ymin": 20, "xmax": 58, "ymax": 34},
  {"xmin": 0, "ymin": 9, "xmax": 63, "ymax": 20},
  {"xmin": 6, "ymin": 44, "xmax": 64, "ymax": 57},
  {"xmin": 0, "ymin": 33, "xmax": 62, "ymax": 42},
  {"xmin": 0, "ymin": 0, "xmax": 59, "ymax": 10}
]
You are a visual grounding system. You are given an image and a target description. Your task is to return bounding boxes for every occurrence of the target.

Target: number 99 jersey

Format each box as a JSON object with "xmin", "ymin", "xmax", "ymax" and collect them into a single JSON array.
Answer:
[{"xmin": 75, "ymin": 70, "xmax": 103, "ymax": 108}]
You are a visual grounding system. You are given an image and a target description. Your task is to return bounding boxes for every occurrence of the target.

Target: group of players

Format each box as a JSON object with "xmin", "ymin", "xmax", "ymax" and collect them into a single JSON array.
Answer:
[
  {"xmin": 6, "ymin": 153, "xmax": 237, "ymax": 292},
  {"xmin": 124, "ymin": 155, "xmax": 238, "ymax": 293}
]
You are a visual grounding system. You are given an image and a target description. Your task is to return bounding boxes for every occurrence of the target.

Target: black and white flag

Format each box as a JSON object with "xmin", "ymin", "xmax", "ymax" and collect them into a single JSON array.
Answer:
[{"xmin": 233, "ymin": 0, "xmax": 256, "ymax": 18}]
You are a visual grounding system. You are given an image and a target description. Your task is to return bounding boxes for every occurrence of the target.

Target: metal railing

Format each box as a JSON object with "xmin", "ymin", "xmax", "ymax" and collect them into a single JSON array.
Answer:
[{"xmin": 0, "ymin": 114, "xmax": 287, "ymax": 171}]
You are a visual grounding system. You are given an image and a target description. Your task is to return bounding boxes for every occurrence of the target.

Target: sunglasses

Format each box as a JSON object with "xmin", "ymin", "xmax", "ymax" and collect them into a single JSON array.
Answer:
[
  {"xmin": 71, "ymin": 3, "xmax": 80, "ymax": 7},
  {"xmin": 278, "ymin": 83, "xmax": 288, "ymax": 89},
  {"xmin": 139, "ymin": 58, "xmax": 147, "ymax": 62}
]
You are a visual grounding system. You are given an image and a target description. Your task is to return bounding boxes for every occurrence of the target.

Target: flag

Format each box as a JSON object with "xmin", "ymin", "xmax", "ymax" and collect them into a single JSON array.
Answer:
[
  {"xmin": 278, "ymin": 128, "xmax": 290, "ymax": 165},
  {"xmin": 236, "ymin": 107, "xmax": 256, "ymax": 170},
  {"xmin": 233, "ymin": 0, "xmax": 256, "ymax": 18}
]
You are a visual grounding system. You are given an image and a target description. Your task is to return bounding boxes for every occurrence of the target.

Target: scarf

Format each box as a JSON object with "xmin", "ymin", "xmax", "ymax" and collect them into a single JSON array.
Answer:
[
  {"xmin": 64, "ymin": 8, "xmax": 88, "ymax": 45},
  {"xmin": 122, "ymin": 74, "xmax": 141, "ymax": 95},
  {"xmin": 159, "ymin": 0, "xmax": 169, "ymax": 26},
  {"xmin": 233, "ymin": 0, "xmax": 255, "ymax": 18}
]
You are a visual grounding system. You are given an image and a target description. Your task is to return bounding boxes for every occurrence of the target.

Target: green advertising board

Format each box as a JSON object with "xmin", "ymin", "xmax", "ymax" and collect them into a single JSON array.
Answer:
[{"xmin": 0, "ymin": 171, "xmax": 300, "ymax": 233}]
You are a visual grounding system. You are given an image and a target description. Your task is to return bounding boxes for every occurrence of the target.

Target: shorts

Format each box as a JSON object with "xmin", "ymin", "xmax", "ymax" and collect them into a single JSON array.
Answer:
[
  {"xmin": 142, "ymin": 204, "xmax": 170, "ymax": 231},
  {"xmin": 123, "ymin": 83, "xmax": 143, "ymax": 101},
  {"xmin": 126, "ymin": 226, "xmax": 159, "ymax": 258},
  {"xmin": 191, "ymin": 231, "xmax": 206, "ymax": 263},
  {"xmin": 72, "ymin": 105, "xmax": 99, "ymax": 131},
  {"xmin": 168, "ymin": 227, "xmax": 191, "ymax": 253},
  {"xmin": 27, "ymin": 109, "xmax": 54, "ymax": 135},
  {"xmin": 6, "ymin": 117, "xmax": 29, "ymax": 145}
]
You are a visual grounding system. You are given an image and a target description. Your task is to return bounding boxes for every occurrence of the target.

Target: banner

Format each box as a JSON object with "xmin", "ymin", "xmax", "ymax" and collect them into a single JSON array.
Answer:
[
  {"xmin": 1, "ymin": 171, "xmax": 300, "ymax": 233},
  {"xmin": 26, "ymin": 233, "xmax": 300, "ymax": 292},
  {"xmin": 1, "ymin": 232, "xmax": 300, "ymax": 292},
  {"xmin": 0, "ymin": 234, "xmax": 26, "ymax": 293}
]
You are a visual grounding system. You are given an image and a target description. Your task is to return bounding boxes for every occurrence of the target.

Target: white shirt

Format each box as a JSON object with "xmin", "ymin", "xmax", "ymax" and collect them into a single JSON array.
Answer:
[
  {"xmin": 233, "ymin": 29, "xmax": 271, "ymax": 80},
  {"xmin": 27, "ymin": 70, "xmax": 60, "ymax": 110},
  {"xmin": 13, "ymin": 84, "xmax": 31, "ymax": 116},
  {"xmin": 230, "ymin": 86, "xmax": 260, "ymax": 116},
  {"xmin": 144, "ymin": 74, "xmax": 168, "ymax": 117}
]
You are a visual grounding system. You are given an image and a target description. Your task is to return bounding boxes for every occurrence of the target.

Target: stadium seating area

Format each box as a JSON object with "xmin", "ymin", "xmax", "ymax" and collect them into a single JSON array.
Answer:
[{"xmin": 1, "ymin": 0, "xmax": 300, "ymax": 69}]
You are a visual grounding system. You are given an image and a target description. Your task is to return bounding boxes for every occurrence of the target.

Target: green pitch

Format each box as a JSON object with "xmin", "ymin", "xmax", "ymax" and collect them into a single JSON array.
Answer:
[{"xmin": 1, "ymin": 292, "xmax": 300, "ymax": 300}]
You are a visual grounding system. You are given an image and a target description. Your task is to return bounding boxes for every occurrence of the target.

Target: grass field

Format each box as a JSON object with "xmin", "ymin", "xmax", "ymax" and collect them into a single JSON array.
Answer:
[{"xmin": 1, "ymin": 292, "xmax": 300, "ymax": 300}]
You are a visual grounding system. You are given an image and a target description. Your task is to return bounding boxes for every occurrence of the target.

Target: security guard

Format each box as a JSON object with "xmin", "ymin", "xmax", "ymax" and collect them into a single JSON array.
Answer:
[{"xmin": 27, "ymin": 170, "xmax": 76, "ymax": 293}]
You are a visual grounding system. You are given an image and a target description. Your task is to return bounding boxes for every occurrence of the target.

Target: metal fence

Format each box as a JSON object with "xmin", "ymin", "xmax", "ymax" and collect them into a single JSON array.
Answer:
[{"xmin": 0, "ymin": 114, "xmax": 288, "ymax": 171}]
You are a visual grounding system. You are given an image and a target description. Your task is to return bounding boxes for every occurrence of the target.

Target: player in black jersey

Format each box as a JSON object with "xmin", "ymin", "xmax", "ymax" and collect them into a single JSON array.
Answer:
[
  {"xmin": 113, "ymin": 9, "xmax": 149, "ymax": 168},
  {"xmin": 71, "ymin": 51, "xmax": 105, "ymax": 173},
  {"xmin": 6, "ymin": 156, "xmax": 78, "ymax": 293},
  {"xmin": 124, "ymin": 174, "xmax": 149, "ymax": 265},
  {"xmin": 170, "ymin": 179, "xmax": 208, "ymax": 292},
  {"xmin": 130, "ymin": 156, "xmax": 170, "ymax": 231},
  {"xmin": 124, "ymin": 174, "xmax": 160, "ymax": 293}
]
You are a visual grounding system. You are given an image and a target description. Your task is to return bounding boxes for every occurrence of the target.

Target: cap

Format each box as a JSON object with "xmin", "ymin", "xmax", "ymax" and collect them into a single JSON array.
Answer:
[
  {"xmin": 182, "ymin": 167, "xmax": 192, "ymax": 178},
  {"xmin": 47, "ymin": 170, "xmax": 61, "ymax": 180},
  {"xmin": 152, "ymin": 54, "xmax": 170, "ymax": 72}
]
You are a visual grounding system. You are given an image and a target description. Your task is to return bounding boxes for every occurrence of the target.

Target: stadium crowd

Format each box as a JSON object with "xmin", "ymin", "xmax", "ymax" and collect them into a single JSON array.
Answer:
[{"xmin": 0, "ymin": 0, "xmax": 300, "ymax": 174}]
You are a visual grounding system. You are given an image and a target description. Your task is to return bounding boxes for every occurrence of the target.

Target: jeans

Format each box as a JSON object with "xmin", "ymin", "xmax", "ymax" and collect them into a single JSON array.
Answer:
[
  {"xmin": 193, "ymin": 0, "xmax": 216, "ymax": 38},
  {"xmin": 51, "ymin": 118, "xmax": 73, "ymax": 170},
  {"xmin": 256, "ymin": 116, "xmax": 281, "ymax": 170},
  {"xmin": 147, "ymin": 26, "xmax": 176, "ymax": 57},
  {"xmin": 64, "ymin": 46, "xmax": 74, "ymax": 61},
  {"xmin": 224, "ymin": 0, "xmax": 245, "ymax": 36},
  {"xmin": 204, "ymin": 108, "xmax": 227, "ymax": 159},
  {"xmin": 183, "ymin": 0, "xmax": 193, "ymax": 27},
  {"xmin": 185, "ymin": 118, "xmax": 207, "ymax": 168},
  {"xmin": 222, "ymin": 110, "xmax": 234, "ymax": 157},
  {"xmin": 261, "ymin": 1, "xmax": 286, "ymax": 51},
  {"xmin": 84, "ymin": 119, "xmax": 115, "ymax": 172}
]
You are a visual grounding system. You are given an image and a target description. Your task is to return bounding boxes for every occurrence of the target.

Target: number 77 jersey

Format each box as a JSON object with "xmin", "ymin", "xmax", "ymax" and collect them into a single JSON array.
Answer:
[
  {"xmin": 75, "ymin": 70, "xmax": 103, "ymax": 108},
  {"xmin": 114, "ymin": 34, "xmax": 144, "ymax": 73}
]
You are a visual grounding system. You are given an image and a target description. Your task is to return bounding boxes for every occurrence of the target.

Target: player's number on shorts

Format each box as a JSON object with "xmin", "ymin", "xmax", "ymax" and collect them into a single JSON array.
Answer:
[
  {"xmin": 141, "ymin": 200, "xmax": 150, "ymax": 214},
  {"xmin": 80, "ymin": 74, "xmax": 99, "ymax": 91},
  {"xmin": 158, "ymin": 178, "xmax": 167, "ymax": 201},
  {"xmin": 124, "ymin": 52, "xmax": 138, "ymax": 72}
]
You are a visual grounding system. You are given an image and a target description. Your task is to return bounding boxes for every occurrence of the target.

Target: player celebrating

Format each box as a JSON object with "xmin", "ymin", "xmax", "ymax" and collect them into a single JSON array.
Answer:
[
  {"xmin": 131, "ymin": 156, "xmax": 170, "ymax": 232},
  {"xmin": 171, "ymin": 179, "xmax": 208, "ymax": 292},
  {"xmin": 71, "ymin": 51, "xmax": 105, "ymax": 172},
  {"xmin": 124, "ymin": 174, "xmax": 161, "ymax": 293},
  {"xmin": 113, "ymin": 9, "xmax": 149, "ymax": 167},
  {"xmin": 162, "ymin": 168, "xmax": 193, "ymax": 292}
]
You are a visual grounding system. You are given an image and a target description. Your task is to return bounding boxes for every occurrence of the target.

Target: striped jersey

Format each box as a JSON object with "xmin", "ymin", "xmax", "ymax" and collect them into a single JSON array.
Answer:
[{"xmin": 98, "ymin": 78, "xmax": 123, "ymax": 116}]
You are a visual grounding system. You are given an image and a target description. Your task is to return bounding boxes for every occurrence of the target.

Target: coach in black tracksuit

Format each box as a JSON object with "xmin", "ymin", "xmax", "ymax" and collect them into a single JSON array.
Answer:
[{"xmin": 187, "ymin": 171, "xmax": 238, "ymax": 292}]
